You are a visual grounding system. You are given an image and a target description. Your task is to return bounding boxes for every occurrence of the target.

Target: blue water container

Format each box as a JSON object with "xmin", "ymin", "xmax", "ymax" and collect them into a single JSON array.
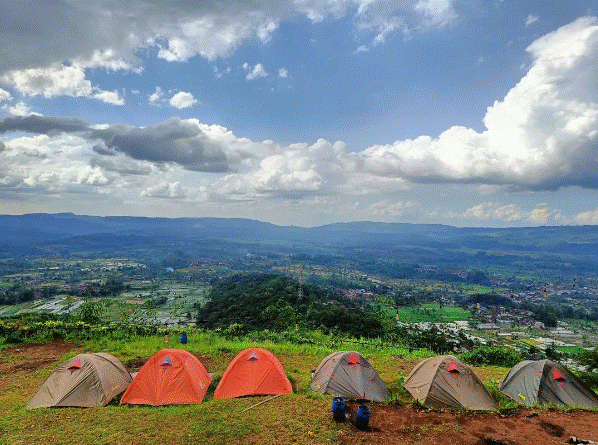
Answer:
[
  {"xmin": 180, "ymin": 332, "xmax": 188, "ymax": 344},
  {"xmin": 332, "ymin": 397, "xmax": 346, "ymax": 421},
  {"xmin": 355, "ymin": 404, "xmax": 370, "ymax": 430}
]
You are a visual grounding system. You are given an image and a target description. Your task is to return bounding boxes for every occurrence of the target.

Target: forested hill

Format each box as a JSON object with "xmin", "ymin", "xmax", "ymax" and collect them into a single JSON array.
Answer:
[{"xmin": 197, "ymin": 273, "xmax": 384, "ymax": 338}]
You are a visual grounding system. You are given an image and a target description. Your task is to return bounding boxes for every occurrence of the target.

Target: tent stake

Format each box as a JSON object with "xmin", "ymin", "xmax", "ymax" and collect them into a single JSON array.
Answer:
[{"xmin": 240, "ymin": 394, "xmax": 282, "ymax": 413}]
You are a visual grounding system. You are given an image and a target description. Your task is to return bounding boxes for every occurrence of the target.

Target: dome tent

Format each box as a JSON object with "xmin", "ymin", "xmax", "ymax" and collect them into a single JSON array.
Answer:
[
  {"xmin": 403, "ymin": 355, "xmax": 498, "ymax": 410},
  {"xmin": 500, "ymin": 359, "xmax": 598, "ymax": 408},
  {"xmin": 28, "ymin": 353, "xmax": 131, "ymax": 408},
  {"xmin": 310, "ymin": 351, "xmax": 390, "ymax": 402},
  {"xmin": 214, "ymin": 348, "xmax": 292, "ymax": 399},
  {"xmin": 120, "ymin": 349, "xmax": 211, "ymax": 406}
]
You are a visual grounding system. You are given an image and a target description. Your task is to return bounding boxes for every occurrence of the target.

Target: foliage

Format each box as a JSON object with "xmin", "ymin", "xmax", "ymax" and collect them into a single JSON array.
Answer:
[
  {"xmin": 544, "ymin": 343, "xmax": 563, "ymax": 361},
  {"xmin": 395, "ymin": 324, "xmax": 477, "ymax": 354},
  {"xmin": 576, "ymin": 371, "xmax": 598, "ymax": 390},
  {"xmin": 198, "ymin": 273, "xmax": 385, "ymax": 338},
  {"xmin": 459, "ymin": 346, "xmax": 523, "ymax": 368},
  {"xmin": 580, "ymin": 346, "xmax": 598, "ymax": 371},
  {"xmin": 393, "ymin": 304, "xmax": 471, "ymax": 323},
  {"xmin": 462, "ymin": 293, "xmax": 516, "ymax": 308},
  {"xmin": 0, "ymin": 284, "xmax": 35, "ymax": 305},
  {"xmin": 76, "ymin": 300, "xmax": 104, "ymax": 324}
]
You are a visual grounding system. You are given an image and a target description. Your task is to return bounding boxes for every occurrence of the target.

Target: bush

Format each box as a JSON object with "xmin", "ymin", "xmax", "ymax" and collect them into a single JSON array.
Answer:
[
  {"xmin": 222, "ymin": 323, "xmax": 247, "ymax": 339},
  {"xmin": 460, "ymin": 346, "xmax": 523, "ymax": 368},
  {"xmin": 576, "ymin": 371, "xmax": 598, "ymax": 391}
]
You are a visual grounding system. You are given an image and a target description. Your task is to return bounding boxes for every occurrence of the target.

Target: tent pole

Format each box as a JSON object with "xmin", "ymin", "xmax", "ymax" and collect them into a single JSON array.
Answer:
[{"xmin": 240, "ymin": 394, "xmax": 282, "ymax": 413}]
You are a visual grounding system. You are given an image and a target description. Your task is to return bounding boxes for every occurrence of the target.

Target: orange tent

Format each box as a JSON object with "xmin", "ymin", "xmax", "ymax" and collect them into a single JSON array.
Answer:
[
  {"xmin": 214, "ymin": 348, "xmax": 292, "ymax": 399},
  {"xmin": 120, "ymin": 349, "xmax": 211, "ymax": 406}
]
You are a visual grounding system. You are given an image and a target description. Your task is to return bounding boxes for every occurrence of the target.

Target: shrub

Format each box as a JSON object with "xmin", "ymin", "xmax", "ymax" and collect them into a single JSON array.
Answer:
[{"xmin": 460, "ymin": 346, "xmax": 523, "ymax": 367}]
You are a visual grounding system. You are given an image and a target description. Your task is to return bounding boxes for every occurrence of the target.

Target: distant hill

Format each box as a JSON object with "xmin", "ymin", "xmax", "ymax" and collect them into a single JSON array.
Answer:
[{"xmin": 1, "ymin": 213, "xmax": 598, "ymax": 276}]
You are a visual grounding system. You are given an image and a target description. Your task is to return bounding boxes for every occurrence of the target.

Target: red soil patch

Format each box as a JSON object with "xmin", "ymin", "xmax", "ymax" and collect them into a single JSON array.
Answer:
[
  {"xmin": 0, "ymin": 341, "xmax": 80, "ymax": 391},
  {"xmin": 339, "ymin": 404, "xmax": 598, "ymax": 445}
]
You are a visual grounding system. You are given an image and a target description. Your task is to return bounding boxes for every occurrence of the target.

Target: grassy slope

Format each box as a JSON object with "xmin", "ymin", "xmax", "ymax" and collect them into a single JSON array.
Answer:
[
  {"xmin": 0, "ymin": 332, "xmax": 577, "ymax": 445},
  {"xmin": 0, "ymin": 333, "xmax": 413, "ymax": 445}
]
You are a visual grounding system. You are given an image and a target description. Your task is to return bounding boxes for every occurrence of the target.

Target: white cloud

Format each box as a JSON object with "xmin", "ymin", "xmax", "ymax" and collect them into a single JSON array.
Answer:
[
  {"xmin": 278, "ymin": 68, "xmax": 288, "ymax": 78},
  {"xmin": 357, "ymin": 17, "xmax": 598, "ymax": 191},
  {"xmin": 211, "ymin": 138, "xmax": 349, "ymax": 199},
  {"xmin": 169, "ymin": 91, "xmax": 198, "ymax": 109},
  {"xmin": 93, "ymin": 90, "xmax": 125, "ymax": 105},
  {"xmin": 213, "ymin": 66, "xmax": 228, "ymax": 78},
  {"xmin": 369, "ymin": 199, "xmax": 420, "ymax": 216},
  {"xmin": 463, "ymin": 202, "xmax": 566, "ymax": 224},
  {"xmin": 414, "ymin": 0, "xmax": 457, "ymax": 27},
  {"xmin": 3, "ymin": 102, "xmax": 35, "ymax": 117},
  {"xmin": 1, "ymin": 134, "xmax": 111, "ymax": 192},
  {"xmin": 246, "ymin": 63, "xmax": 268, "ymax": 80},
  {"xmin": 464, "ymin": 202, "xmax": 527, "ymax": 222},
  {"xmin": 0, "ymin": 88, "xmax": 11, "ymax": 102},
  {"xmin": 525, "ymin": 14, "xmax": 539, "ymax": 27},
  {"xmin": 2, "ymin": 64, "xmax": 93, "ymax": 98},
  {"xmin": 575, "ymin": 207, "xmax": 598, "ymax": 224},
  {"xmin": 141, "ymin": 182, "xmax": 185, "ymax": 198},
  {"xmin": 156, "ymin": 15, "xmax": 279, "ymax": 62},
  {"xmin": 149, "ymin": 86, "xmax": 164, "ymax": 104},
  {"xmin": 1, "ymin": 64, "xmax": 126, "ymax": 105}
]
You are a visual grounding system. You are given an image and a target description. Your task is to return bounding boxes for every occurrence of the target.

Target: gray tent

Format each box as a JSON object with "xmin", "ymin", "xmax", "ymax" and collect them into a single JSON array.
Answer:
[
  {"xmin": 310, "ymin": 351, "xmax": 390, "ymax": 402},
  {"xmin": 403, "ymin": 355, "xmax": 498, "ymax": 410},
  {"xmin": 28, "ymin": 353, "xmax": 132, "ymax": 408},
  {"xmin": 500, "ymin": 359, "xmax": 598, "ymax": 408}
]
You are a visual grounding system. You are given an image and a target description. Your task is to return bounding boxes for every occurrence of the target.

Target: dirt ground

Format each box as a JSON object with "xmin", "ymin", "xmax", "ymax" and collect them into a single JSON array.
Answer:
[
  {"xmin": 2, "ymin": 342, "xmax": 598, "ymax": 445},
  {"xmin": 341, "ymin": 403, "xmax": 598, "ymax": 445},
  {"xmin": 0, "ymin": 341, "xmax": 80, "ymax": 392}
]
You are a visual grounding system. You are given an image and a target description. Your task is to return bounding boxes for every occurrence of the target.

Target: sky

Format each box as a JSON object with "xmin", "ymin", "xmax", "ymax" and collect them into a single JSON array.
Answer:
[{"xmin": 1, "ymin": 1, "xmax": 598, "ymax": 227}]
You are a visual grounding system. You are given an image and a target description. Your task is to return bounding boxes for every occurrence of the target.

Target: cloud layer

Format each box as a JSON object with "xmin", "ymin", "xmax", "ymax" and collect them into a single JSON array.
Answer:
[
  {"xmin": 1, "ymin": 16, "xmax": 598, "ymax": 226},
  {"xmin": 0, "ymin": 1, "xmax": 459, "ymax": 100}
]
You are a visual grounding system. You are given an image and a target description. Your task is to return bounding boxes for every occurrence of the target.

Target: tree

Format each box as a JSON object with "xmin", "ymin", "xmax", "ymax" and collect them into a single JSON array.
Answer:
[
  {"xmin": 77, "ymin": 300, "xmax": 104, "ymax": 324},
  {"xmin": 261, "ymin": 298, "xmax": 297, "ymax": 331}
]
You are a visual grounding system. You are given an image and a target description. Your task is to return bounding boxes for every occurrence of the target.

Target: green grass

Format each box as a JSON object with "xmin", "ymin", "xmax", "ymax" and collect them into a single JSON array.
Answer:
[
  {"xmin": 0, "ymin": 332, "xmax": 398, "ymax": 445},
  {"xmin": 3, "ymin": 330, "xmax": 597, "ymax": 445},
  {"xmin": 1, "ymin": 399, "xmax": 337, "ymax": 445}
]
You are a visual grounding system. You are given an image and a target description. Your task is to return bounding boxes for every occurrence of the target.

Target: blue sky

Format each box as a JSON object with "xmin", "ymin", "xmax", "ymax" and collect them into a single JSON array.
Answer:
[{"xmin": 1, "ymin": 1, "xmax": 598, "ymax": 227}]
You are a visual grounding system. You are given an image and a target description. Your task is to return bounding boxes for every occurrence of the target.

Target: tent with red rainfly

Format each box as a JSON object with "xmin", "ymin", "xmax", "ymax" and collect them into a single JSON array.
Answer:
[
  {"xmin": 403, "ymin": 355, "xmax": 498, "ymax": 410},
  {"xmin": 310, "ymin": 351, "xmax": 390, "ymax": 402},
  {"xmin": 500, "ymin": 359, "xmax": 598, "ymax": 408},
  {"xmin": 27, "ymin": 353, "xmax": 131, "ymax": 408},
  {"xmin": 120, "ymin": 349, "xmax": 211, "ymax": 406},
  {"xmin": 213, "ymin": 348, "xmax": 292, "ymax": 399}
]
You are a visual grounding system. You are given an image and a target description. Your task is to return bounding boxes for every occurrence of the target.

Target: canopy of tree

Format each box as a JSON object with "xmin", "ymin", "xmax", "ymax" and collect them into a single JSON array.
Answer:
[{"xmin": 197, "ymin": 273, "xmax": 384, "ymax": 338}]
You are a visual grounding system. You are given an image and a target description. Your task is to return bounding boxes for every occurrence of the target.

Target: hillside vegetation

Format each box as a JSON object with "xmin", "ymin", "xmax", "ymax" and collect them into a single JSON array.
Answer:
[{"xmin": 198, "ymin": 273, "xmax": 385, "ymax": 338}]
